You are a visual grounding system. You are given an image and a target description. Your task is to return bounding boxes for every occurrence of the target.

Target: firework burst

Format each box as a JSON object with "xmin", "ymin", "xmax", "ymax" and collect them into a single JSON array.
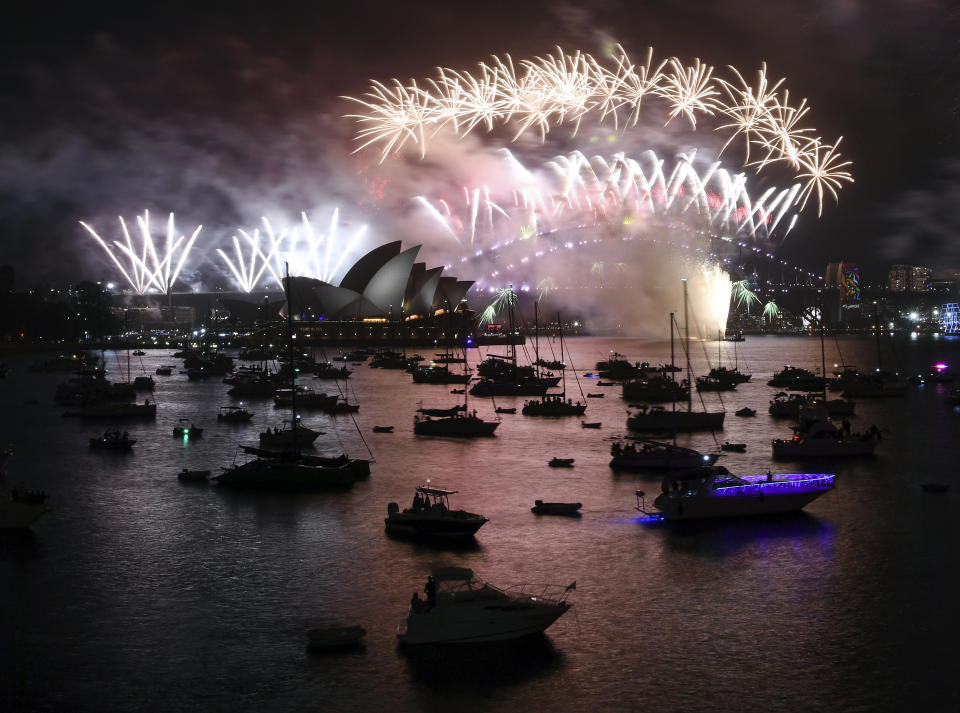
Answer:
[
  {"xmin": 80, "ymin": 211, "xmax": 202, "ymax": 295},
  {"xmin": 344, "ymin": 45, "xmax": 853, "ymax": 215}
]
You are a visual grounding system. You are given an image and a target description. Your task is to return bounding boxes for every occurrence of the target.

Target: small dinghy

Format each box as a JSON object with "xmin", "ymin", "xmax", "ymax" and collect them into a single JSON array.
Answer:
[
  {"xmin": 306, "ymin": 625, "xmax": 366, "ymax": 652},
  {"xmin": 549, "ymin": 457, "xmax": 575, "ymax": 468},
  {"xmin": 450, "ymin": 388, "xmax": 465, "ymax": 394},
  {"xmin": 372, "ymin": 425, "xmax": 394, "ymax": 433},
  {"xmin": 586, "ymin": 393, "xmax": 604, "ymax": 398},
  {"xmin": 735, "ymin": 407, "xmax": 757, "ymax": 417},
  {"xmin": 155, "ymin": 366, "xmax": 173, "ymax": 376},
  {"xmin": 720, "ymin": 442, "xmax": 747, "ymax": 453},
  {"xmin": 178, "ymin": 468, "xmax": 211, "ymax": 482},
  {"xmin": 581, "ymin": 421, "xmax": 601, "ymax": 429},
  {"xmin": 495, "ymin": 407, "xmax": 516, "ymax": 414},
  {"xmin": 531, "ymin": 500, "xmax": 582, "ymax": 516},
  {"xmin": 173, "ymin": 420, "xmax": 203, "ymax": 439}
]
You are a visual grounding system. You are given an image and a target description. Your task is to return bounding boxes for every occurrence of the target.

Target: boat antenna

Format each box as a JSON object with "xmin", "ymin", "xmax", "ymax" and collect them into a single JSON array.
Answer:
[{"xmin": 284, "ymin": 262, "xmax": 299, "ymax": 456}]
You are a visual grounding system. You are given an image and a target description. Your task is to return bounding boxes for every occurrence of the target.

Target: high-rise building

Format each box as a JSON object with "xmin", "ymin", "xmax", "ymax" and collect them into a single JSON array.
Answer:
[
  {"xmin": 888, "ymin": 264, "xmax": 932, "ymax": 291},
  {"xmin": 888, "ymin": 265, "xmax": 910, "ymax": 291},
  {"xmin": 910, "ymin": 266, "xmax": 932, "ymax": 291}
]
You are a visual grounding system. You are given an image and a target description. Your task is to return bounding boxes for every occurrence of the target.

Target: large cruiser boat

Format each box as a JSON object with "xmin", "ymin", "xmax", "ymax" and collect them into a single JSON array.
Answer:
[
  {"xmin": 385, "ymin": 485, "xmax": 488, "ymax": 538},
  {"xmin": 214, "ymin": 452, "xmax": 359, "ymax": 490},
  {"xmin": 636, "ymin": 465, "xmax": 835, "ymax": 520},
  {"xmin": 413, "ymin": 410, "xmax": 499, "ymax": 437},
  {"xmin": 610, "ymin": 439, "xmax": 719, "ymax": 470},
  {"xmin": 398, "ymin": 567, "xmax": 574, "ymax": 645},
  {"xmin": 767, "ymin": 366, "xmax": 827, "ymax": 391},
  {"xmin": 771, "ymin": 417, "xmax": 880, "ymax": 457},
  {"xmin": 626, "ymin": 404, "xmax": 725, "ymax": 432}
]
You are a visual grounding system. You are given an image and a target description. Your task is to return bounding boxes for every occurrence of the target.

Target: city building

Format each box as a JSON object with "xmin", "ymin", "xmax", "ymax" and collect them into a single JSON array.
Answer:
[{"xmin": 888, "ymin": 264, "xmax": 932, "ymax": 292}]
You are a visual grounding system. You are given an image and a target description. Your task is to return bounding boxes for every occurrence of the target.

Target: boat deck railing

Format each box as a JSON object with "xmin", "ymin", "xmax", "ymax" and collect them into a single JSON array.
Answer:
[
  {"xmin": 712, "ymin": 474, "xmax": 835, "ymax": 497},
  {"xmin": 503, "ymin": 581, "xmax": 577, "ymax": 603}
]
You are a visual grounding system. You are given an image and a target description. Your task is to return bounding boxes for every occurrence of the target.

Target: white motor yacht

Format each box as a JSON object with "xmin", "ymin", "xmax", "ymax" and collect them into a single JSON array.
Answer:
[
  {"xmin": 636, "ymin": 465, "xmax": 835, "ymax": 521},
  {"xmin": 398, "ymin": 568, "xmax": 574, "ymax": 645}
]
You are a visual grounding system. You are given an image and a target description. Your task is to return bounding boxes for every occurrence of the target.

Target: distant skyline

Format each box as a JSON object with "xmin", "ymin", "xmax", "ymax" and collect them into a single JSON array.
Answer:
[{"xmin": 2, "ymin": 0, "xmax": 958, "ymax": 284}]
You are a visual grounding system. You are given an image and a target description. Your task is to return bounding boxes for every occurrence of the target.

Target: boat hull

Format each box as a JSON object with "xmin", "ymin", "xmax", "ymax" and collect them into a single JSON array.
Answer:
[
  {"xmin": 772, "ymin": 438, "xmax": 877, "ymax": 457},
  {"xmin": 398, "ymin": 603, "xmax": 569, "ymax": 645},
  {"xmin": 627, "ymin": 411, "xmax": 725, "ymax": 432},
  {"xmin": 215, "ymin": 459, "xmax": 356, "ymax": 489},
  {"xmin": 384, "ymin": 514, "xmax": 487, "ymax": 538},
  {"xmin": 414, "ymin": 418, "xmax": 498, "ymax": 437}
]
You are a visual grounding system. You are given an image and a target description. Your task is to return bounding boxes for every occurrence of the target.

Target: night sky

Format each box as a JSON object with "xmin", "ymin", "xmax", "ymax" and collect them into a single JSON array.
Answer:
[{"xmin": 2, "ymin": 0, "xmax": 958, "ymax": 284}]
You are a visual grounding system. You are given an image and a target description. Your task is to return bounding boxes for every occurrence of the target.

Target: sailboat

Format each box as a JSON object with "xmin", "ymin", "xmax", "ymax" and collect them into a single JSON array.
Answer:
[
  {"xmin": 627, "ymin": 280, "xmax": 725, "ymax": 433},
  {"xmin": 470, "ymin": 289, "xmax": 553, "ymax": 397},
  {"xmin": 701, "ymin": 330, "xmax": 750, "ymax": 389},
  {"xmin": 772, "ymin": 291, "xmax": 880, "ymax": 458},
  {"xmin": 215, "ymin": 265, "xmax": 367, "ymax": 490},
  {"xmin": 414, "ymin": 346, "xmax": 499, "ymax": 437},
  {"xmin": 522, "ymin": 309, "xmax": 586, "ymax": 416}
]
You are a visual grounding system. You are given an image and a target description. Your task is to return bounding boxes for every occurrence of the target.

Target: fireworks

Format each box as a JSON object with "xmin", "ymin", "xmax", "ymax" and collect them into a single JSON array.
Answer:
[
  {"xmin": 215, "ymin": 210, "xmax": 369, "ymax": 292},
  {"xmin": 731, "ymin": 279, "xmax": 761, "ymax": 312},
  {"xmin": 345, "ymin": 46, "xmax": 853, "ymax": 215},
  {"xmin": 80, "ymin": 211, "xmax": 202, "ymax": 295},
  {"xmin": 478, "ymin": 286, "xmax": 518, "ymax": 326},
  {"xmin": 415, "ymin": 149, "xmax": 802, "ymax": 250}
]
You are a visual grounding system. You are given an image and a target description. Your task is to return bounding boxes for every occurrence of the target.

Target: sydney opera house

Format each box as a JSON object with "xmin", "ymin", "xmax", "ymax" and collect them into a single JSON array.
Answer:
[{"xmin": 211, "ymin": 241, "xmax": 486, "ymax": 346}]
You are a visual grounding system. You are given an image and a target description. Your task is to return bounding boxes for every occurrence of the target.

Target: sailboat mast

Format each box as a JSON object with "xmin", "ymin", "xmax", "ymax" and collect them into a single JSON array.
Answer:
[
  {"xmin": 670, "ymin": 313, "xmax": 676, "ymax": 416},
  {"xmin": 683, "ymin": 278, "xmax": 691, "ymax": 413},
  {"xmin": 819, "ymin": 290, "xmax": 828, "ymax": 401},
  {"xmin": 284, "ymin": 263, "xmax": 299, "ymax": 454},
  {"xmin": 557, "ymin": 312, "xmax": 565, "ymax": 397},
  {"xmin": 534, "ymin": 301, "xmax": 540, "ymax": 379}
]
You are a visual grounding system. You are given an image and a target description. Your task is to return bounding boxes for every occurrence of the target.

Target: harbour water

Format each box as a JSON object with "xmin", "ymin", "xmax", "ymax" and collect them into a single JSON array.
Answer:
[{"xmin": 2, "ymin": 335, "xmax": 959, "ymax": 712}]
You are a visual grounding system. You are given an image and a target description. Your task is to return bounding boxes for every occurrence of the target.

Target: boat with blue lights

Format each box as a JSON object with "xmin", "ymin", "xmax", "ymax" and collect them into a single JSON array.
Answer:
[{"xmin": 635, "ymin": 465, "xmax": 835, "ymax": 520}]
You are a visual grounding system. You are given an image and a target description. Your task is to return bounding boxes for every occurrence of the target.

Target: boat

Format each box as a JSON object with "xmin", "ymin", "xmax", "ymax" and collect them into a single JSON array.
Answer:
[
  {"xmin": 586, "ymin": 392, "xmax": 604, "ymax": 398},
  {"xmin": 89, "ymin": 430, "xmax": 136, "ymax": 450},
  {"xmin": 707, "ymin": 333, "xmax": 751, "ymax": 385},
  {"xmin": 735, "ymin": 407, "xmax": 756, "ymax": 417},
  {"xmin": 414, "ymin": 411, "xmax": 499, "ymax": 437},
  {"xmin": 548, "ymin": 457, "xmax": 575, "ymax": 467},
  {"xmin": 695, "ymin": 375, "xmax": 737, "ymax": 392},
  {"xmin": 133, "ymin": 375, "xmax": 155, "ymax": 390},
  {"xmin": 414, "ymin": 350, "xmax": 500, "ymax": 437},
  {"xmin": 398, "ymin": 567, "xmax": 574, "ymax": 645},
  {"xmin": 773, "ymin": 308, "xmax": 881, "ymax": 459},
  {"xmin": 495, "ymin": 407, "xmax": 516, "ymax": 414},
  {"xmin": 312, "ymin": 362, "xmax": 352, "ymax": 379},
  {"xmin": 635, "ymin": 465, "xmax": 835, "ymax": 520},
  {"xmin": 215, "ymin": 451, "xmax": 358, "ymax": 489},
  {"xmin": 840, "ymin": 371, "xmax": 908, "ymax": 398},
  {"xmin": 610, "ymin": 438, "xmax": 719, "ymax": 470},
  {"xmin": 372, "ymin": 425, "xmax": 394, "ymax": 433},
  {"xmin": 531, "ymin": 500, "xmax": 582, "ymax": 516},
  {"xmin": 385, "ymin": 485, "xmax": 488, "ymax": 538},
  {"xmin": 416, "ymin": 404, "xmax": 466, "ymax": 417},
  {"xmin": 450, "ymin": 388, "xmax": 466, "ymax": 394},
  {"xmin": 925, "ymin": 363, "xmax": 955, "ymax": 383},
  {"xmin": 627, "ymin": 403, "xmax": 725, "ymax": 432},
  {"xmin": 177, "ymin": 468, "xmax": 211, "ymax": 482},
  {"xmin": 581, "ymin": 421, "xmax": 601, "ymax": 429},
  {"xmin": 273, "ymin": 387, "xmax": 336, "ymax": 409},
  {"xmin": 411, "ymin": 364, "xmax": 472, "ymax": 384},
  {"xmin": 155, "ymin": 366, "xmax": 173, "ymax": 376},
  {"xmin": 522, "ymin": 309, "xmax": 587, "ymax": 417},
  {"xmin": 767, "ymin": 366, "xmax": 827, "ymax": 391},
  {"xmin": 621, "ymin": 374, "xmax": 689, "ymax": 403},
  {"xmin": 307, "ymin": 625, "xmax": 366, "ymax": 651},
  {"xmin": 771, "ymin": 419, "xmax": 881, "ymax": 457},
  {"xmin": 217, "ymin": 405, "xmax": 253, "ymax": 422},
  {"xmin": 132, "ymin": 350, "xmax": 146, "ymax": 356},
  {"xmin": 259, "ymin": 420, "xmax": 322, "ymax": 447},
  {"xmin": 1, "ymin": 487, "xmax": 48, "ymax": 529},
  {"xmin": 720, "ymin": 442, "xmax": 747, "ymax": 452},
  {"xmin": 173, "ymin": 419, "xmax": 203, "ymax": 439}
]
